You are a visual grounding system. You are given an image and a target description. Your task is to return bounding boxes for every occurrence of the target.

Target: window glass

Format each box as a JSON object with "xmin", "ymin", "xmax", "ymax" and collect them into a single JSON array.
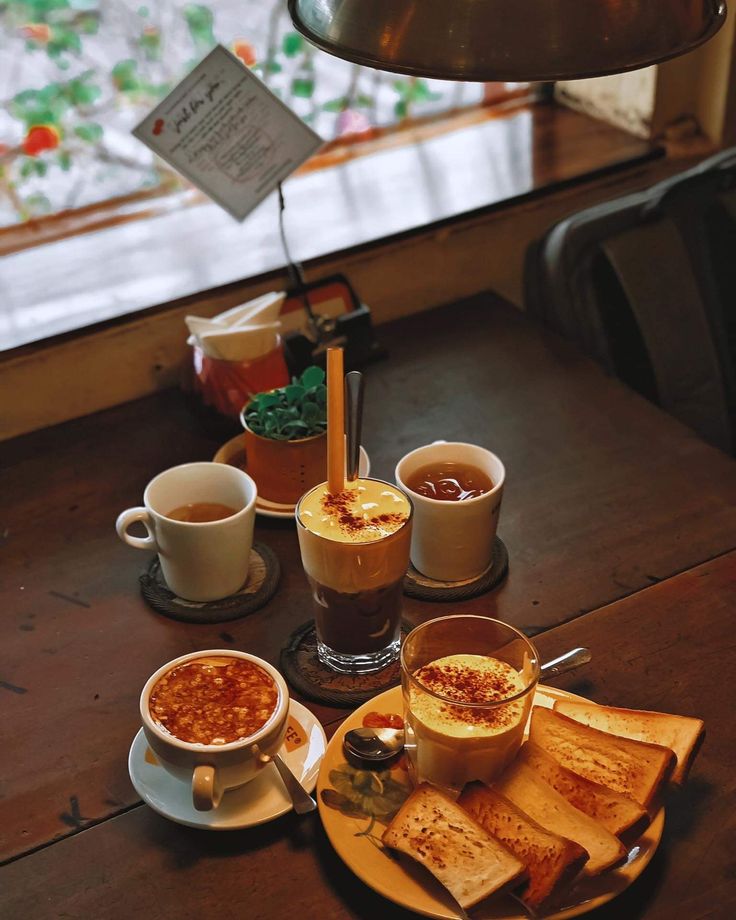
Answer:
[{"xmin": 0, "ymin": 1, "xmax": 523, "ymax": 228}]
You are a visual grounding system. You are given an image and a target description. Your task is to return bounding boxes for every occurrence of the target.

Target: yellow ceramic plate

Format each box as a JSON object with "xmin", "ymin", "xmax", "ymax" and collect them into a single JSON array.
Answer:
[{"xmin": 317, "ymin": 685, "xmax": 664, "ymax": 920}]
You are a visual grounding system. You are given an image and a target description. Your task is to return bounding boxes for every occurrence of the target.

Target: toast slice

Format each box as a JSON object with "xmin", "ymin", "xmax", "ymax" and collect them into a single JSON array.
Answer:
[
  {"xmin": 382, "ymin": 783, "xmax": 526, "ymax": 909},
  {"xmin": 553, "ymin": 700, "xmax": 705, "ymax": 785},
  {"xmin": 458, "ymin": 782, "xmax": 589, "ymax": 908},
  {"xmin": 530, "ymin": 707, "xmax": 676, "ymax": 810},
  {"xmin": 518, "ymin": 741, "xmax": 648, "ymax": 838},
  {"xmin": 492, "ymin": 761, "xmax": 626, "ymax": 875}
]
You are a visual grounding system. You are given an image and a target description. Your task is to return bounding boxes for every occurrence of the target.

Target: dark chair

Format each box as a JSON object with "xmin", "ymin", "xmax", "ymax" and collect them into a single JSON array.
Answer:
[{"xmin": 524, "ymin": 148, "xmax": 736, "ymax": 455}]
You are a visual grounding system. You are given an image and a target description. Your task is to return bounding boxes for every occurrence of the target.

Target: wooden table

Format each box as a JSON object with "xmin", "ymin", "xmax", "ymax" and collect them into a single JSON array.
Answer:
[{"xmin": 2, "ymin": 292, "xmax": 735, "ymax": 918}]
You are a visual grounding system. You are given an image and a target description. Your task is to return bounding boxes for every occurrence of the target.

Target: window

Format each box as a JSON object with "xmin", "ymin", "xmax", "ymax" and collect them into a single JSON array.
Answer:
[{"xmin": 0, "ymin": 1, "xmax": 526, "ymax": 234}]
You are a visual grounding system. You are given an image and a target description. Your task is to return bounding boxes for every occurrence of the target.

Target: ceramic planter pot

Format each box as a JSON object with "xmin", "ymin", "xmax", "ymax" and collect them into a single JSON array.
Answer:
[{"xmin": 241, "ymin": 421, "xmax": 327, "ymax": 505}]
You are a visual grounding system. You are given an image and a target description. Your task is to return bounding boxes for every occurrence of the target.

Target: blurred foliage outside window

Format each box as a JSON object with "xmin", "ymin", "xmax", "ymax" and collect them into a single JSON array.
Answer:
[{"xmin": 0, "ymin": 1, "xmax": 525, "ymax": 229}]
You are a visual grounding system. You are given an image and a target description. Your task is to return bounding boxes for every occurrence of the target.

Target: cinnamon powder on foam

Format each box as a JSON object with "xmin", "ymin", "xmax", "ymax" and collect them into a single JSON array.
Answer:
[
  {"xmin": 298, "ymin": 479, "xmax": 409, "ymax": 543},
  {"xmin": 413, "ymin": 656, "xmax": 525, "ymax": 731},
  {"xmin": 321, "ymin": 488, "xmax": 406, "ymax": 538}
]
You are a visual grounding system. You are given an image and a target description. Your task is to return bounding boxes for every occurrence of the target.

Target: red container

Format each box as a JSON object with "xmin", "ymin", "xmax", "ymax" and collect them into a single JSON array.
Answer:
[{"xmin": 192, "ymin": 342, "xmax": 290, "ymax": 420}]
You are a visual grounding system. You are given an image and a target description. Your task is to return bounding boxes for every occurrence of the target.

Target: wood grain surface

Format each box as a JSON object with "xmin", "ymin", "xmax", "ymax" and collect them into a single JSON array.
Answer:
[
  {"xmin": 2, "ymin": 291, "xmax": 736, "ymax": 879},
  {"xmin": 2, "ymin": 551, "xmax": 732, "ymax": 919}
]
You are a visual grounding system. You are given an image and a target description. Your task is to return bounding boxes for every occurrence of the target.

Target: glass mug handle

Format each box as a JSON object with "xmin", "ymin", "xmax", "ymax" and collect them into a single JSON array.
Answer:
[
  {"xmin": 115, "ymin": 507, "xmax": 159, "ymax": 551},
  {"xmin": 192, "ymin": 764, "xmax": 222, "ymax": 811}
]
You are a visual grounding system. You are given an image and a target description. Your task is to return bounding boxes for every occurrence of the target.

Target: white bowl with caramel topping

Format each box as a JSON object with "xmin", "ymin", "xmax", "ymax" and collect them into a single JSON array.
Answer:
[{"xmin": 140, "ymin": 650, "xmax": 289, "ymax": 811}]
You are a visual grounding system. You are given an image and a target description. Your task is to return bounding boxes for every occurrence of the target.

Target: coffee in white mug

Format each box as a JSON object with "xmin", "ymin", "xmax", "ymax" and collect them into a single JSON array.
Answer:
[{"xmin": 116, "ymin": 461, "xmax": 257, "ymax": 601}]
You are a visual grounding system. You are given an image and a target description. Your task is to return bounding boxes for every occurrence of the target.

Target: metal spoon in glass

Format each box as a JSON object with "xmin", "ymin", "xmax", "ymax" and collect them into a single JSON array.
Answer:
[{"xmin": 343, "ymin": 647, "xmax": 591, "ymax": 763}]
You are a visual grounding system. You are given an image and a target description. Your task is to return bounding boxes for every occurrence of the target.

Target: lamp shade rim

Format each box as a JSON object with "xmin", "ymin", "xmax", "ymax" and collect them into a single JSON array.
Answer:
[{"xmin": 288, "ymin": 0, "xmax": 727, "ymax": 83}]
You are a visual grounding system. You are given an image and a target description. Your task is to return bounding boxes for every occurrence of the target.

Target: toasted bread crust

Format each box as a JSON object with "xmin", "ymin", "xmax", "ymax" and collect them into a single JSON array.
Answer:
[
  {"xmin": 458, "ymin": 782, "xmax": 589, "ymax": 908},
  {"xmin": 553, "ymin": 700, "xmax": 705, "ymax": 785},
  {"xmin": 382, "ymin": 783, "xmax": 526, "ymax": 909},
  {"xmin": 492, "ymin": 761, "xmax": 627, "ymax": 875},
  {"xmin": 518, "ymin": 741, "xmax": 649, "ymax": 837},
  {"xmin": 529, "ymin": 707, "xmax": 676, "ymax": 809}
]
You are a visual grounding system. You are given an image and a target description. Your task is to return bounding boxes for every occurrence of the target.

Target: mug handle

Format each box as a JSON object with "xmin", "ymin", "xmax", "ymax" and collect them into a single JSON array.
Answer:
[
  {"xmin": 115, "ymin": 507, "xmax": 159, "ymax": 551},
  {"xmin": 192, "ymin": 764, "xmax": 222, "ymax": 811}
]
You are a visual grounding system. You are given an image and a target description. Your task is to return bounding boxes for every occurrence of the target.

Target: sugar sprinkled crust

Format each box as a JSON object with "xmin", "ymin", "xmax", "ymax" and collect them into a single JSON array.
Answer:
[
  {"xmin": 382, "ymin": 783, "xmax": 526, "ymax": 909},
  {"xmin": 529, "ymin": 707, "xmax": 676, "ymax": 809},
  {"xmin": 492, "ymin": 761, "xmax": 627, "ymax": 876},
  {"xmin": 458, "ymin": 782, "xmax": 589, "ymax": 908},
  {"xmin": 552, "ymin": 700, "xmax": 705, "ymax": 786},
  {"xmin": 518, "ymin": 741, "xmax": 649, "ymax": 838}
]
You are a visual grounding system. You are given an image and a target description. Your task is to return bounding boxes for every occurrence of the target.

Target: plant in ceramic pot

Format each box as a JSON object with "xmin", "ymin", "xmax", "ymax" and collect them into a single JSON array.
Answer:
[{"xmin": 240, "ymin": 366, "xmax": 328, "ymax": 505}]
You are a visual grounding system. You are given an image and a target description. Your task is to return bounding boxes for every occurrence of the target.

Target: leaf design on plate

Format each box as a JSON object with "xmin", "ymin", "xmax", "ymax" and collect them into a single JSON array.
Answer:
[
  {"xmin": 320, "ymin": 789, "xmax": 365, "ymax": 817},
  {"xmin": 323, "ymin": 763, "xmax": 411, "ymax": 823}
]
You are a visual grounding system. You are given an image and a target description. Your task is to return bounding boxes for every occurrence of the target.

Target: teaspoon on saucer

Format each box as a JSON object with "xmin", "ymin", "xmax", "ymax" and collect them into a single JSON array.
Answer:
[
  {"xmin": 343, "ymin": 647, "xmax": 591, "ymax": 764},
  {"xmin": 254, "ymin": 745, "xmax": 317, "ymax": 814}
]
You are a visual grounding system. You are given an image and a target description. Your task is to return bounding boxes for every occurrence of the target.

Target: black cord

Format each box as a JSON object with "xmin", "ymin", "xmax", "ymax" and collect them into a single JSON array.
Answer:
[
  {"xmin": 278, "ymin": 183, "xmax": 307, "ymax": 286},
  {"xmin": 278, "ymin": 182, "xmax": 322, "ymax": 336}
]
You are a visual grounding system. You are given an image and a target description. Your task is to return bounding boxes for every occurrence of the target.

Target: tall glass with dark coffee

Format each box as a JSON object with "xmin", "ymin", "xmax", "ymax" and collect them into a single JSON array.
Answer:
[{"xmin": 296, "ymin": 478, "xmax": 413, "ymax": 673}]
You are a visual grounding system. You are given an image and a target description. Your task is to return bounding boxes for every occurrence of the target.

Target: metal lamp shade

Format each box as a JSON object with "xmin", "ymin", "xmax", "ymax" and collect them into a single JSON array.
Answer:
[{"xmin": 288, "ymin": 0, "xmax": 727, "ymax": 82}]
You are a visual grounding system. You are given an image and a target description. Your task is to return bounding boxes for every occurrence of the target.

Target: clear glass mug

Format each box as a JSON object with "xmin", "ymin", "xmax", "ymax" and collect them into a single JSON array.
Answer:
[{"xmin": 401, "ymin": 615, "xmax": 540, "ymax": 793}]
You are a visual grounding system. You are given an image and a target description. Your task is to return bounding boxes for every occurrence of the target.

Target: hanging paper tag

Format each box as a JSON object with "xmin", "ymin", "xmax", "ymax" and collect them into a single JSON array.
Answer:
[{"xmin": 133, "ymin": 44, "xmax": 322, "ymax": 222}]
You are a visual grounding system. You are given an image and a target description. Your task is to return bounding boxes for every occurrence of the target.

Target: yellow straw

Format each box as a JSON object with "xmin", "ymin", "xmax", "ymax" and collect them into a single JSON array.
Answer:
[{"xmin": 326, "ymin": 347, "xmax": 345, "ymax": 495}]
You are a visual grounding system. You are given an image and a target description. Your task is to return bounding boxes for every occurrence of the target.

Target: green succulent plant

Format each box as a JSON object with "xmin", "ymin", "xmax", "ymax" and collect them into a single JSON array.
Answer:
[{"xmin": 243, "ymin": 365, "xmax": 327, "ymax": 441}]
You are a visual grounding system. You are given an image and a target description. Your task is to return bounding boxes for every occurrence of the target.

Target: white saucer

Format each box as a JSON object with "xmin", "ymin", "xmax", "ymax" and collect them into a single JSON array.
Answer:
[
  {"xmin": 128, "ymin": 699, "xmax": 326, "ymax": 829},
  {"xmin": 212, "ymin": 435, "xmax": 371, "ymax": 519}
]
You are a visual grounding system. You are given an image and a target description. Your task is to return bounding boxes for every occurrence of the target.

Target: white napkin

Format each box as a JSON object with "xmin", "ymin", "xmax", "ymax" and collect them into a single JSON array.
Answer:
[{"xmin": 185, "ymin": 291, "xmax": 286, "ymax": 361}]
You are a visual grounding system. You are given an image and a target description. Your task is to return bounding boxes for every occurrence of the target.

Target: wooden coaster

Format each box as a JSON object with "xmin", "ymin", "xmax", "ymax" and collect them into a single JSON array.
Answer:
[
  {"xmin": 139, "ymin": 541, "xmax": 280, "ymax": 624},
  {"xmin": 403, "ymin": 536, "xmax": 509, "ymax": 601},
  {"xmin": 280, "ymin": 620, "xmax": 412, "ymax": 707}
]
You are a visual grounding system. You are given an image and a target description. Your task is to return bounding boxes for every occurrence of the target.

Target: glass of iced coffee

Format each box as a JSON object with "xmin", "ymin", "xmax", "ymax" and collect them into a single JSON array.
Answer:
[
  {"xmin": 296, "ymin": 477, "xmax": 413, "ymax": 674},
  {"xmin": 401, "ymin": 615, "xmax": 540, "ymax": 792}
]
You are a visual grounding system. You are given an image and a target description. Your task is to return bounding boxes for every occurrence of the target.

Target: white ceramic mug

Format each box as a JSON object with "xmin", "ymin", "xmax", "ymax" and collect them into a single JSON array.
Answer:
[
  {"xmin": 395, "ymin": 441, "xmax": 505, "ymax": 582},
  {"xmin": 116, "ymin": 462, "xmax": 257, "ymax": 601},
  {"xmin": 140, "ymin": 649, "xmax": 289, "ymax": 811}
]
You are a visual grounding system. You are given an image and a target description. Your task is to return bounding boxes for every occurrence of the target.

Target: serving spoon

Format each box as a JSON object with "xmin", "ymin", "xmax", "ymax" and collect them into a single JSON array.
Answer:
[{"xmin": 343, "ymin": 647, "xmax": 591, "ymax": 763}]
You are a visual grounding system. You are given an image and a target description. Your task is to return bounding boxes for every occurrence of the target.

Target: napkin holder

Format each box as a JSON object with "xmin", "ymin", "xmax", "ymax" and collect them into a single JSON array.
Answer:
[{"xmin": 280, "ymin": 274, "xmax": 386, "ymax": 375}]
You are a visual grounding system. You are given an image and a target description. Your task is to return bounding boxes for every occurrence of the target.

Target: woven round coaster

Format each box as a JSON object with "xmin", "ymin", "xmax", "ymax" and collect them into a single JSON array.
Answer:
[
  {"xmin": 139, "ymin": 541, "xmax": 280, "ymax": 624},
  {"xmin": 403, "ymin": 536, "xmax": 509, "ymax": 602},
  {"xmin": 280, "ymin": 620, "xmax": 412, "ymax": 707}
]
